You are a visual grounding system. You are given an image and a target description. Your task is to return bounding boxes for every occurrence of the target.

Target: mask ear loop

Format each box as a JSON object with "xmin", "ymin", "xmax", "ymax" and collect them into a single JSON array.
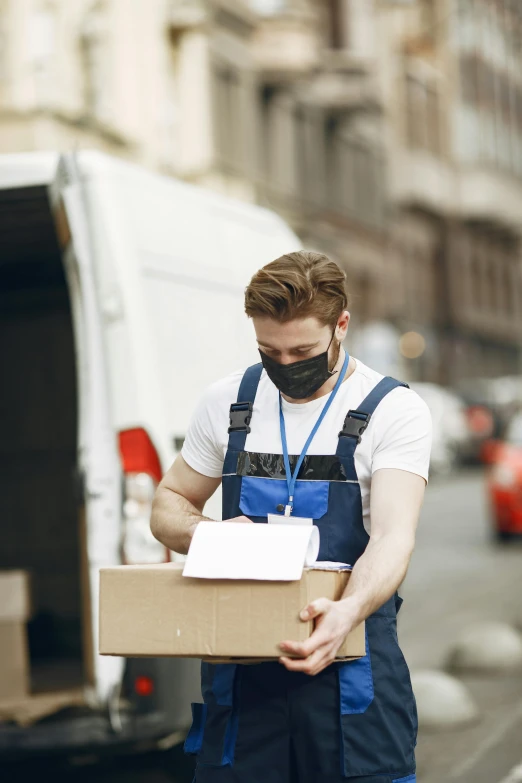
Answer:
[{"xmin": 327, "ymin": 325, "xmax": 341, "ymax": 375}]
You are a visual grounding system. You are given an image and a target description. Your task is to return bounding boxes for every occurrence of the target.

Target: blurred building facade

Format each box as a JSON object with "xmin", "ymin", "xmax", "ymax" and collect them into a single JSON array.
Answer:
[
  {"xmin": 382, "ymin": 0, "xmax": 522, "ymax": 385},
  {"xmin": 0, "ymin": 0, "xmax": 521, "ymax": 384}
]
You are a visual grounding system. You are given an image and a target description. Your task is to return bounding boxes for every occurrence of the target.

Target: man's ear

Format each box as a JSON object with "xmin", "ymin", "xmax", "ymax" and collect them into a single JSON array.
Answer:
[{"xmin": 337, "ymin": 310, "xmax": 350, "ymax": 341}]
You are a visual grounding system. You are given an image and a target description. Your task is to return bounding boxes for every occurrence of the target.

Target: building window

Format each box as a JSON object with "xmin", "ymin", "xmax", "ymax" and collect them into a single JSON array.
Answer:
[
  {"xmin": 509, "ymin": 86, "xmax": 521, "ymax": 176},
  {"xmin": 503, "ymin": 260, "xmax": 514, "ymax": 318},
  {"xmin": 516, "ymin": 86, "xmax": 522, "ymax": 134},
  {"xmin": 258, "ymin": 87, "xmax": 299, "ymax": 198},
  {"xmin": 353, "ymin": 143, "xmax": 375, "ymax": 223},
  {"xmin": 427, "ymin": 87, "xmax": 441, "ymax": 155},
  {"xmin": 406, "ymin": 76, "xmax": 421, "ymax": 149},
  {"xmin": 499, "ymin": 72, "xmax": 511, "ymax": 125},
  {"xmin": 455, "ymin": 0, "xmax": 522, "ymax": 177},
  {"xmin": 79, "ymin": 4, "xmax": 109, "ymax": 121},
  {"xmin": 406, "ymin": 74, "xmax": 441, "ymax": 155},
  {"xmin": 324, "ymin": 113, "xmax": 384, "ymax": 228},
  {"xmin": 327, "ymin": 0, "xmax": 350, "ymax": 50},
  {"xmin": 486, "ymin": 255, "xmax": 497, "ymax": 314},
  {"xmin": 478, "ymin": 59, "xmax": 496, "ymax": 114},
  {"xmin": 213, "ymin": 65, "xmax": 243, "ymax": 174},
  {"xmin": 420, "ymin": 0, "xmax": 436, "ymax": 34},
  {"xmin": 294, "ymin": 105, "xmax": 308, "ymax": 199},
  {"xmin": 259, "ymin": 84, "xmax": 274, "ymax": 184},
  {"xmin": 324, "ymin": 115, "xmax": 359, "ymax": 216},
  {"xmin": 459, "ymin": 54, "xmax": 479, "ymax": 106}
]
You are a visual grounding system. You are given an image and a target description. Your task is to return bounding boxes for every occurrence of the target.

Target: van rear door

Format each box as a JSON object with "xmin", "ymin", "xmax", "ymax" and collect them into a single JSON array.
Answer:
[{"xmin": 49, "ymin": 154, "xmax": 124, "ymax": 705}]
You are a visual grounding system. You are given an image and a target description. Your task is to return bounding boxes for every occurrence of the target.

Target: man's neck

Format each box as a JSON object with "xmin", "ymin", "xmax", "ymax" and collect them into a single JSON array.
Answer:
[{"xmin": 281, "ymin": 349, "xmax": 354, "ymax": 405}]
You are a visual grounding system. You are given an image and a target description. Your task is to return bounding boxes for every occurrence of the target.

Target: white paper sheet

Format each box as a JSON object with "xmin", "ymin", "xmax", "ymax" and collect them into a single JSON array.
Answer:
[
  {"xmin": 182, "ymin": 521, "xmax": 320, "ymax": 581},
  {"xmin": 307, "ymin": 561, "xmax": 352, "ymax": 571}
]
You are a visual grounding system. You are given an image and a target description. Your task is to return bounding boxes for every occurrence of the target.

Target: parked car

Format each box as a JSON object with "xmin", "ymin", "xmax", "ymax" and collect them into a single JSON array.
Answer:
[
  {"xmin": 0, "ymin": 150, "xmax": 299, "ymax": 758},
  {"xmin": 409, "ymin": 383, "xmax": 470, "ymax": 476},
  {"xmin": 486, "ymin": 412, "xmax": 522, "ymax": 541},
  {"xmin": 461, "ymin": 403, "xmax": 496, "ymax": 462},
  {"xmin": 458, "ymin": 375, "xmax": 522, "ymax": 461}
]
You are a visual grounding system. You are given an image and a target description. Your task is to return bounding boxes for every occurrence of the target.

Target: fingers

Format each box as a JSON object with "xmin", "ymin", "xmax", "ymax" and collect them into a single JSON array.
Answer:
[
  {"xmin": 279, "ymin": 598, "xmax": 333, "ymax": 657},
  {"xmin": 279, "ymin": 628, "xmax": 330, "ymax": 659},
  {"xmin": 279, "ymin": 646, "xmax": 335, "ymax": 676},
  {"xmin": 300, "ymin": 598, "xmax": 332, "ymax": 621}
]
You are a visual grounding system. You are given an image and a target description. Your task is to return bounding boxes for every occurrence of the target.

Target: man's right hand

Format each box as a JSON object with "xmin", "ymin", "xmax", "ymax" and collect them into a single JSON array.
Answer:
[{"xmin": 151, "ymin": 455, "xmax": 253, "ymax": 554}]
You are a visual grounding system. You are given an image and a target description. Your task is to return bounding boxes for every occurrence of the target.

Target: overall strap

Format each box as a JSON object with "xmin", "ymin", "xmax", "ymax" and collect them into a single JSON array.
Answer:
[
  {"xmin": 336, "ymin": 376, "xmax": 409, "ymax": 481},
  {"xmin": 223, "ymin": 363, "xmax": 263, "ymax": 473}
]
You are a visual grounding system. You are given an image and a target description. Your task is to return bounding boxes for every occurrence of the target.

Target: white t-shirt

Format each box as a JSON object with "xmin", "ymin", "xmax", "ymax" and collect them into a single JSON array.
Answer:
[{"xmin": 182, "ymin": 357, "xmax": 432, "ymax": 534}]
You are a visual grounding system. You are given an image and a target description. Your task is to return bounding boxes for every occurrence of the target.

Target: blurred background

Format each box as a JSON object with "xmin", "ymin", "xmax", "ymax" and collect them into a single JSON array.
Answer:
[{"xmin": 1, "ymin": 1, "xmax": 522, "ymax": 782}]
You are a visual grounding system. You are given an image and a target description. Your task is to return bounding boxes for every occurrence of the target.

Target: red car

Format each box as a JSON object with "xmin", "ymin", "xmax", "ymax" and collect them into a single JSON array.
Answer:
[{"xmin": 485, "ymin": 413, "xmax": 522, "ymax": 540}]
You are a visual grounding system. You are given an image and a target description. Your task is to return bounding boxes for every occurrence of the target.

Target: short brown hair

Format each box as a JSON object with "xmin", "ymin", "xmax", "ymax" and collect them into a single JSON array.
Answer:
[{"xmin": 245, "ymin": 250, "xmax": 348, "ymax": 327}]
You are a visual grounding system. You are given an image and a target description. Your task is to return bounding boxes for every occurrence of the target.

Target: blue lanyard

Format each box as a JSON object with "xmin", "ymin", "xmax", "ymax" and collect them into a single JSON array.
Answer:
[{"xmin": 279, "ymin": 350, "xmax": 350, "ymax": 516}]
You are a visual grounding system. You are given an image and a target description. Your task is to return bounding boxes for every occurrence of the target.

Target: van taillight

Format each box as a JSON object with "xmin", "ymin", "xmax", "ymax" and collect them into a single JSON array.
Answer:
[
  {"xmin": 119, "ymin": 428, "xmax": 163, "ymax": 482},
  {"xmin": 119, "ymin": 428, "xmax": 168, "ymax": 564},
  {"xmin": 134, "ymin": 675, "xmax": 155, "ymax": 697}
]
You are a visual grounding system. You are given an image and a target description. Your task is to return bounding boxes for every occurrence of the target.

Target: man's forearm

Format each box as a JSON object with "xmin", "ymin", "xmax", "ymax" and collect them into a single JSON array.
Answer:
[
  {"xmin": 341, "ymin": 532, "xmax": 414, "ymax": 625},
  {"xmin": 150, "ymin": 486, "xmax": 212, "ymax": 555}
]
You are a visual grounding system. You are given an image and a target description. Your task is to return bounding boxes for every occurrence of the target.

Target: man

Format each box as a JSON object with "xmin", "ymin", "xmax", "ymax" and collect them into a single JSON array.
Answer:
[{"xmin": 151, "ymin": 251, "xmax": 432, "ymax": 783}]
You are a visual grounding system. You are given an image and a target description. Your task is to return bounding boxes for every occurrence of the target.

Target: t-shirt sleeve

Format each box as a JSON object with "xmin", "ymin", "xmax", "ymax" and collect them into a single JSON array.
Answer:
[
  {"xmin": 371, "ymin": 389, "xmax": 432, "ymax": 482},
  {"xmin": 181, "ymin": 383, "xmax": 227, "ymax": 479}
]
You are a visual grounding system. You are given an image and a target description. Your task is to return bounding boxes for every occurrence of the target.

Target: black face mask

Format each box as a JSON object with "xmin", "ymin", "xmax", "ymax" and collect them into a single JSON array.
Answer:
[{"xmin": 259, "ymin": 332, "xmax": 337, "ymax": 400}]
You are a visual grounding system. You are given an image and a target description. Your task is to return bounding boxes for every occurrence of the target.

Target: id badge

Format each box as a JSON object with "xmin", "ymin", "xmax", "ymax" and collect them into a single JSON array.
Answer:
[{"xmin": 267, "ymin": 513, "xmax": 313, "ymax": 526}]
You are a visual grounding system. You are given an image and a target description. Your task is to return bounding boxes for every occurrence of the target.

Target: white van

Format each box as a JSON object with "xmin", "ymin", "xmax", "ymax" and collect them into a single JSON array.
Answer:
[{"xmin": 0, "ymin": 150, "xmax": 299, "ymax": 757}]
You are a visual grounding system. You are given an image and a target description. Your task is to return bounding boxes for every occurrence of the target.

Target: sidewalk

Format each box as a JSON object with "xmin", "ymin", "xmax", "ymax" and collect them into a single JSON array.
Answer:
[{"xmin": 416, "ymin": 674, "xmax": 522, "ymax": 783}]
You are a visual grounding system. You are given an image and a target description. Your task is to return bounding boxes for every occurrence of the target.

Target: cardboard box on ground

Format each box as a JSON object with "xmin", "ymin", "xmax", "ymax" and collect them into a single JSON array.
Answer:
[
  {"xmin": 0, "ymin": 570, "xmax": 31, "ymax": 702},
  {"xmin": 0, "ymin": 570, "xmax": 85, "ymax": 728},
  {"xmin": 99, "ymin": 563, "xmax": 366, "ymax": 661}
]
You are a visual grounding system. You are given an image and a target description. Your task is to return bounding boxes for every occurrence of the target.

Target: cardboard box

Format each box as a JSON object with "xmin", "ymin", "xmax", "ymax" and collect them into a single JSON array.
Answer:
[
  {"xmin": 0, "ymin": 689, "xmax": 86, "ymax": 728},
  {"xmin": 0, "ymin": 623, "xmax": 30, "ymax": 701},
  {"xmin": 0, "ymin": 570, "xmax": 31, "ymax": 703},
  {"xmin": 99, "ymin": 563, "xmax": 365, "ymax": 660},
  {"xmin": 0, "ymin": 570, "xmax": 88, "ymax": 724},
  {"xmin": 0, "ymin": 570, "xmax": 31, "ymax": 622}
]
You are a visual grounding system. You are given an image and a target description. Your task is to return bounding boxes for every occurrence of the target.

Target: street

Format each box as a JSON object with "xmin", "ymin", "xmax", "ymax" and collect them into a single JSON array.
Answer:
[
  {"xmin": 401, "ymin": 468, "xmax": 522, "ymax": 783},
  {"xmin": 3, "ymin": 467, "xmax": 522, "ymax": 782}
]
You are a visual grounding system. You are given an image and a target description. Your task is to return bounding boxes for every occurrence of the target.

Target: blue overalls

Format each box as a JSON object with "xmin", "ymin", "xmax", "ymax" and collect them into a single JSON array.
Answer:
[{"xmin": 185, "ymin": 362, "xmax": 418, "ymax": 783}]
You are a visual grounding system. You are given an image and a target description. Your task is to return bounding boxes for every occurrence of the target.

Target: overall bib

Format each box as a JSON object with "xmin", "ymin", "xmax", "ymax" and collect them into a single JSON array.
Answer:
[{"xmin": 185, "ymin": 363, "xmax": 418, "ymax": 783}]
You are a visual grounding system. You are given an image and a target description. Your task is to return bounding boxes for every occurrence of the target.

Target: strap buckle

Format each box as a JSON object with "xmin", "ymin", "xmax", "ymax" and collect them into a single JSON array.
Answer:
[
  {"xmin": 228, "ymin": 401, "xmax": 253, "ymax": 434},
  {"xmin": 338, "ymin": 410, "xmax": 372, "ymax": 444}
]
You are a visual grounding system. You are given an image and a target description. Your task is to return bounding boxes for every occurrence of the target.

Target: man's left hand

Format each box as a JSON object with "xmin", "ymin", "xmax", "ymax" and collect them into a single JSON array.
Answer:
[{"xmin": 279, "ymin": 597, "xmax": 360, "ymax": 676}]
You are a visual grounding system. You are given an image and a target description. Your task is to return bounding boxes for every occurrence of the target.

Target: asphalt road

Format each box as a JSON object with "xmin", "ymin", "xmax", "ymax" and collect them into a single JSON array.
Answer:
[
  {"xmin": 400, "ymin": 468, "xmax": 522, "ymax": 783},
  {"xmin": 2, "ymin": 468, "xmax": 522, "ymax": 782}
]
